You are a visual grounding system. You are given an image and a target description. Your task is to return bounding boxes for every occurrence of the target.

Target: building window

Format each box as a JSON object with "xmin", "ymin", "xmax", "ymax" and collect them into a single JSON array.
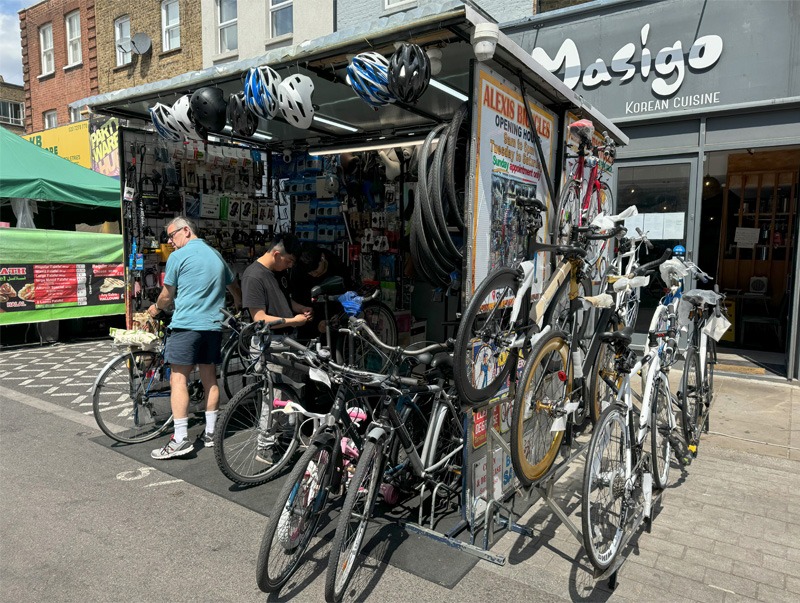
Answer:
[
  {"xmin": 270, "ymin": 0, "xmax": 292, "ymax": 38},
  {"xmin": 39, "ymin": 23, "xmax": 54, "ymax": 75},
  {"xmin": 44, "ymin": 110, "xmax": 58, "ymax": 129},
  {"xmin": 65, "ymin": 11, "xmax": 82, "ymax": 66},
  {"xmin": 0, "ymin": 101, "xmax": 24, "ymax": 127},
  {"xmin": 384, "ymin": 0, "xmax": 417, "ymax": 9},
  {"xmin": 161, "ymin": 0, "xmax": 180, "ymax": 51},
  {"xmin": 218, "ymin": 0, "xmax": 237, "ymax": 53},
  {"xmin": 115, "ymin": 16, "xmax": 132, "ymax": 66},
  {"xmin": 69, "ymin": 107, "xmax": 83, "ymax": 122}
]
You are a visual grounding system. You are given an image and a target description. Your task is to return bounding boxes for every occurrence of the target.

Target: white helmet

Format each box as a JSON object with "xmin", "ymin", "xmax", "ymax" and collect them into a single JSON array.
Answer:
[
  {"xmin": 171, "ymin": 95, "xmax": 206, "ymax": 141},
  {"xmin": 149, "ymin": 103, "xmax": 182, "ymax": 142},
  {"xmin": 278, "ymin": 74, "xmax": 315, "ymax": 130}
]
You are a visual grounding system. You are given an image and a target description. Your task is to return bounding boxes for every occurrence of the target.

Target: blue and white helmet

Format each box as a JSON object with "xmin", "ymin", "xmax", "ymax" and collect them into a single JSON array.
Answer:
[
  {"xmin": 672, "ymin": 244, "xmax": 686, "ymax": 258},
  {"xmin": 346, "ymin": 52, "xmax": 394, "ymax": 108},
  {"xmin": 244, "ymin": 66, "xmax": 282, "ymax": 120},
  {"xmin": 149, "ymin": 102, "xmax": 182, "ymax": 142}
]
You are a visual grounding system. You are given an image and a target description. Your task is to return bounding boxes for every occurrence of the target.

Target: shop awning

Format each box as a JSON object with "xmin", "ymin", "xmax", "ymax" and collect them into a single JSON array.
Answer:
[
  {"xmin": 70, "ymin": 0, "xmax": 627, "ymax": 149},
  {"xmin": 0, "ymin": 125, "xmax": 120, "ymax": 208}
]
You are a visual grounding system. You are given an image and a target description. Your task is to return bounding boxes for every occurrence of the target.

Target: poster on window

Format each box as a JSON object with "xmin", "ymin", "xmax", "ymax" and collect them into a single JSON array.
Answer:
[{"xmin": 468, "ymin": 64, "xmax": 557, "ymax": 297}]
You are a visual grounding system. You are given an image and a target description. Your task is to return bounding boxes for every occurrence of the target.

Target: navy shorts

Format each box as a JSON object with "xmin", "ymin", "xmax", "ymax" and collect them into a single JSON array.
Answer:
[{"xmin": 164, "ymin": 329, "xmax": 223, "ymax": 366}]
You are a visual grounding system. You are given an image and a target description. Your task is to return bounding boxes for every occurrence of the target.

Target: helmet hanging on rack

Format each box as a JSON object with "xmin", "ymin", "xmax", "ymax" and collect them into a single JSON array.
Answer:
[
  {"xmin": 190, "ymin": 87, "xmax": 228, "ymax": 133},
  {"xmin": 227, "ymin": 92, "xmax": 258, "ymax": 137},
  {"xmin": 149, "ymin": 102, "xmax": 182, "ymax": 142},
  {"xmin": 244, "ymin": 66, "xmax": 282, "ymax": 120},
  {"xmin": 387, "ymin": 43, "xmax": 431, "ymax": 104},
  {"xmin": 172, "ymin": 95, "xmax": 207, "ymax": 141},
  {"xmin": 346, "ymin": 51, "xmax": 394, "ymax": 108},
  {"xmin": 278, "ymin": 74, "xmax": 315, "ymax": 130}
]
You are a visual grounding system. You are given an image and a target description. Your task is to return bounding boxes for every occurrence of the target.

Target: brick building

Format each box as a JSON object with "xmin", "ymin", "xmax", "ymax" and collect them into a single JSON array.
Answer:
[
  {"xmin": 19, "ymin": 0, "xmax": 98, "ymax": 133},
  {"xmin": 0, "ymin": 77, "xmax": 26, "ymax": 135},
  {"xmin": 94, "ymin": 0, "xmax": 203, "ymax": 95}
]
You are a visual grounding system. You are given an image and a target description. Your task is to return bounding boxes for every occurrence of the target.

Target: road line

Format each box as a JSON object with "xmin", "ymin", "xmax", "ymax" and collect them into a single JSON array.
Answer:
[
  {"xmin": 2, "ymin": 386, "xmax": 101, "ymax": 431},
  {"xmin": 145, "ymin": 479, "xmax": 184, "ymax": 488},
  {"xmin": 708, "ymin": 584, "xmax": 735, "ymax": 594}
]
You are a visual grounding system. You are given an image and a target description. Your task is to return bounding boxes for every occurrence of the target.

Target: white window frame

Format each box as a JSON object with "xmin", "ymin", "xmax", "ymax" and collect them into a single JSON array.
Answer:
[
  {"xmin": 269, "ymin": 0, "xmax": 293, "ymax": 38},
  {"xmin": 0, "ymin": 100, "xmax": 24, "ymax": 127},
  {"xmin": 115, "ymin": 15, "xmax": 132, "ymax": 66},
  {"xmin": 161, "ymin": 0, "xmax": 180, "ymax": 51},
  {"xmin": 384, "ymin": 0, "xmax": 417, "ymax": 9},
  {"xmin": 69, "ymin": 107, "xmax": 83, "ymax": 122},
  {"xmin": 39, "ymin": 23, "xmax": 54, "ymax": 75},
  {"xmin": 65, "ymin": 11, "xmax": 82, "ymax": 66},
  {"xmin": 217, "ymin": 0, "xmax": 237, "ymax": 53},
  {"xmin": 44, "ymin": 110, "xmax": 58, "ymax": 130}
]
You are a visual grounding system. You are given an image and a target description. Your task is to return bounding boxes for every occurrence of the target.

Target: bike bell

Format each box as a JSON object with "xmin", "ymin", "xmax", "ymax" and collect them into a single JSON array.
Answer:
[{"xmin": 672, "ymin": 244, "xmax": 686, "ymax": 259}]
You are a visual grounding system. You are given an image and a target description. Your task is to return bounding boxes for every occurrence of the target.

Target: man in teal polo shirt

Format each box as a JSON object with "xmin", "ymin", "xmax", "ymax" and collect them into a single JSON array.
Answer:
[{"xmin": 148, "ymin": 216, "xmax": 241, "ymax": 459}]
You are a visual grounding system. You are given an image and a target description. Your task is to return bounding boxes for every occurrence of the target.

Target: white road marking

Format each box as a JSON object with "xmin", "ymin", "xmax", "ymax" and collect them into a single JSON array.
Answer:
[
  {"xmin": 145, "ymin": 479, "xmax": 184, "ymax": 488},
  {"xmin": 708, "ymin": 585, "xmax": 735, "ymax": 595},
  {"xmin": 117, "ymin": 467, "xmax": 155, "ymax": 481}
]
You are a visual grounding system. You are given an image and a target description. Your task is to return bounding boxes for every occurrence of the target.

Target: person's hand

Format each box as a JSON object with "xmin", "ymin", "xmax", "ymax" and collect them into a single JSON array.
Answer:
[
  {"xmin": 293, "ymin": 313, "xmax": 310, "ymax": 326},
  {"xmin": 148, "ymin": 304, "xmax": 159, "ymax": 317}
]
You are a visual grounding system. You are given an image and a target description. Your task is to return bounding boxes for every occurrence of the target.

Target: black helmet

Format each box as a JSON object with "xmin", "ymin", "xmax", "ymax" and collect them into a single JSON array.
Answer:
[
  {"xmin": 387, "ymin": 43, "xmax": 431, "ymax": 104},
  {"xmin": 226, "ymin": 92, "xmax": 258, "ymax": 137},
  {"xmin": 190, "ymin": 87, "xmax": 228, "ymax": 133}
]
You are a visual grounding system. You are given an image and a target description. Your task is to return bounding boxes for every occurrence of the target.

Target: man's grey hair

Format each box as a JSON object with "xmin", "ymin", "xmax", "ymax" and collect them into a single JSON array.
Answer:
[{"xmin": 167, "ymin": 216, "xmax": 197, "ymax": 235}]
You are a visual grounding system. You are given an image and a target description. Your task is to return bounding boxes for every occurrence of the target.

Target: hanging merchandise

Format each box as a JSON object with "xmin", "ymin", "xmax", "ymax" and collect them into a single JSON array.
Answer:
[
  {"xmin": 149, "ymin": 103, "xmax": 182, "ymax": 142},
  {"xmin": 227, "ymin": 92, "xmax": 258, "ymax": 137},
  {"xmin": 244, "ymin": 65, "xmax": 282, "ymax": 120},
  {"xmin": 278, "ymin": 74, "xmax": 315, "ymax": 129},
  {"xmin": 172, "ymin": 95, "xmax": 207, "ymax": 141},
  {"xmin": 189, "ymin": 87, "xmax": 228, "ymax": 134},
  {"xmin": 347, "ymin": 52, "xmax": 394, "ymax": 108},
  {"xmin": 387, "ymin": 43, "xmax": 431, "ymax": 104}
]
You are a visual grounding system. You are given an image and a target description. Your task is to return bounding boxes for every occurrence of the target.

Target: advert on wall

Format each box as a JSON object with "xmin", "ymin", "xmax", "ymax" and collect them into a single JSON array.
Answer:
[{"xmin": 90, "ymin": 115, "xmax": 121, "ymax": 179}]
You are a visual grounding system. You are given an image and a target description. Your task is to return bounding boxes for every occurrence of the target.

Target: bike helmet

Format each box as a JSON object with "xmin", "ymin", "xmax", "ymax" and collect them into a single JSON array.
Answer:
[
  {"xmin": 387, "ymin": 43, "xmax": 431, "ymax": 104},
  {"xmin": 244, "ymin": 65, "xmax": 282, "ymax": 119},
  {"xmin": 672, "ymin": 244, "xmax": 686, "ymax": 258},
  {"xmin": 190, "ymin": 87, "xmax": 228, "ymax": 133},
  {"xmin": 149, "ymin": 102, "xmax": 182, "ymax": 142},
  {"xmin": 278, "ymin": 74, "xmax": 315, "ymax": 130},
  {"xmin": 172, "ymin": 95, "xmax": 207, "ymax": 141},
  {"xmin": 346, "ymin": 51, "xmax": 394, "ymax": 108},
  {"xmin": 226, "ymin": 92, "xmax": 258, "ymax": 137}
]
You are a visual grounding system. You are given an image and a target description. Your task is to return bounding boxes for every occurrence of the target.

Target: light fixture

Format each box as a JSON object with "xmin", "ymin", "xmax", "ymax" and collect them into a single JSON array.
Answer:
[
  {"xmin": 703, "ymin": 174, "xmax": 722, "ymax": 199},
  {"xmin": 308, "ymin": 136, "xmax": 436, "ymax": 156},
  {"xmin": 217, "ymin": 125, "xmax": 273, "ymax": 142},
  {"xmin": 472, "ymin": 22, "xmax": 500, "ymax": 62},
  {"xmin": 426, "ymin": 48, "xmax": 443, "ymax": 76},
  {"xmin": 313, "ymin": 115, "xmax": 359, "ymax": 133},
  {"xmin": 429, "ymin": 78, "xmax": 469, "ymax": 102}
]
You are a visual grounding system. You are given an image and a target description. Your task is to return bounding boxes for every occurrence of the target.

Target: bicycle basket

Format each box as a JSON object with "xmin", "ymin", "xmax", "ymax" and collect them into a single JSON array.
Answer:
[{"xmin": 110, "ymin": 327, "xmax": 162, "ymax": 351}]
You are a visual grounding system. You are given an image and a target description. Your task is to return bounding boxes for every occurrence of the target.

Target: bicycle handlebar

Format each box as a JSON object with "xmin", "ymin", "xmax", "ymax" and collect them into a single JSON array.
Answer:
[
  {"xmin": 346, "ymin": 318, "xmax": 453, "ymax": 358},
  {"xmin": 635, "ymin": 227, "xmax": 654, "ymax": 251},
  {"xmin": 633, "ymin": 248, "xmax": 673, "ymax": 276}
]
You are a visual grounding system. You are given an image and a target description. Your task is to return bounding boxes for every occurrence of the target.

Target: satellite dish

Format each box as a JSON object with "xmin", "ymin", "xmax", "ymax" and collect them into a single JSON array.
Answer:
[{"xmin": 130, "ymin": 33, "xmax": 152, "ymax": 55}]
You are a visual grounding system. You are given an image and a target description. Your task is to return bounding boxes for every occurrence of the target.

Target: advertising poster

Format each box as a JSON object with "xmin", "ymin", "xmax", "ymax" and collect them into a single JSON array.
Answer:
[
  {"xmin": 469, "ymin": 64, "xmax": 557, "ymax": 296},
  {"xmin": 0, "ymin": 229, "xmax": 124, "ymax": 325},
  {"xmin": 25, "ymin": 121, "xmax": 91, "ymax": 168},
  {"xmin": 90, "ymin": 116, "xmax": 121, "ymax": 179}
]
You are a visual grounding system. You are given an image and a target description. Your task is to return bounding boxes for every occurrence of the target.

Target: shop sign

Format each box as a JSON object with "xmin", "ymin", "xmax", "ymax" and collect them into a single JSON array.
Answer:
[
  {"xmin": 89, "ymin": 115, "xmax": 120, "ymax": 178},
  {"xmin": 24, "ymin": 121, "xmax": 91, "ymax": 168}
]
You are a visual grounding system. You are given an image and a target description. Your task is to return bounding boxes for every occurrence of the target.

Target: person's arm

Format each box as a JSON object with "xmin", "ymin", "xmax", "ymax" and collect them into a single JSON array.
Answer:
[
  {"xmin": 227, "ymin": 279, "xmax": 242, "ymax": 310},
  {"xmin": 248, "ymin": 306, "xmax": 309, "ymax": 328},
  {"xmin": 148, "ymin": 284, "xmax": 176, "ymax": 316}
]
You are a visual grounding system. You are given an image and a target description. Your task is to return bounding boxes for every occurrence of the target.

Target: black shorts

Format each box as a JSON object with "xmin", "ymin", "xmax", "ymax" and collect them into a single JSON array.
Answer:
[{"xmin": 164, "ymin": 329, "xmax": 223, "ymax": 366}]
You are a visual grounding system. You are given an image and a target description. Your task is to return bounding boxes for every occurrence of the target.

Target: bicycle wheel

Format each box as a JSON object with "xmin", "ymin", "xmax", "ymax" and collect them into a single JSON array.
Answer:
[
  {"xmin": 335, "ymin": 301, "xmax": 397, "ymax": 371},
  {"xmin": 454, "ymin": 268, "xmax": 525, "ymax": 406},
  {"xmin": 705, "ymin": 338, "xmax": 715, "ymax": 408},
  {"xmin": 583, "ymin": 182, "xmax": 614, "ymax": 277},
  {"xmin": 213, "ymin": 380, "xmax": 300, "ymax": 485},
  {"xmin": 545, "ymin": 272, "xmax": 593, "ymax": 341},
  {"xmin": 650, "ymin": 375, "xmax": 672, "ymax": 490},
  {"xmin": 552, "ymin": 181, "xmax": 579, "ymax": 246},
  {"xmin": 582, "ymin": 404, "xmax": 629, "ymax": 572},
  {"xmin": 680, "ymin": 349, "xmax": 702, "ymax": 451},
  {"xmin": 425, "ymin": 401, "xmax": 465, "ymax": 498},
  {"xmin": 256, "ymin": 439, "xmax": 335, "ymax": 592},
  {"xmin": 588, "ymin": 318, "xmax": 623, "ymax": 423},
  {"xmin": 325, "ymin": 438, "xmax": 385, "ymax": 602},
  {"xmin": 510, "ymin": 330, "xmax": 570, "ymax": 486},
  {"xmin": 92, "ymin": 349, "xmax": 174, "ymax": 444},
  {"xmin": 221, "ymin": 342, "xmax": 253, "ymax": 400}
]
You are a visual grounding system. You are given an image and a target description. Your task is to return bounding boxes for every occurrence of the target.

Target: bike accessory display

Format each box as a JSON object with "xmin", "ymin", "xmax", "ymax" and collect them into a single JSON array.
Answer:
[
  {"xmin": 190, "ymin": 87, "xmax": 228, "ymax": 133},
  {"xmin": 278, "ymin": 74, "xmax": 315, "ymax": 129},
  {"xmin": 387, "ymin": 43, "xmax": 431, "ymax": 104},
  {"xmin": 346, "ymin": 52, "xmax": 394, "ymax": 108}
]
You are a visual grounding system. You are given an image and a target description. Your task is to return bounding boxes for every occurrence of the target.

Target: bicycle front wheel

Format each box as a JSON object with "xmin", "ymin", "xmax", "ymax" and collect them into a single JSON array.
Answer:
[
  {"xmin": 582, "ymin": 404, "xmax": 629, "ymax": 572},
  {"xmin": 650, "ymin": 375, "xmax": 672, "ymax": 490},
  {"xmin": 680, "ymin": 349, "xmax": 702, "ymax": 451},
  {"xmin": 510, "ymin": 330, "xmax": 570, "ymax": 486},
  {"xmin": 324, "ymin": 438, "xmax": 385, "ymax": 602},
  {"xmin": 92, "ymin": 350, "xmax": 174, "ymax": 444},
  {"xmin": 213, "ymin": 380, "xmax": 300, "ymax": 485},
  {"xmin": 454, "ymin": 268, "xmax": 524, "ymax": 406},
  {"xmin": 256, "ymin": 439, "xmax": 335, "ymax": 592}
]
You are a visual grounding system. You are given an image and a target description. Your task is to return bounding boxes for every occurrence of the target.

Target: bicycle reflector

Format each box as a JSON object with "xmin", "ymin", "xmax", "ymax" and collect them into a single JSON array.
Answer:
[{"xmin": 558, "ymin": 370, "xmax": 568, "ymax": 382}]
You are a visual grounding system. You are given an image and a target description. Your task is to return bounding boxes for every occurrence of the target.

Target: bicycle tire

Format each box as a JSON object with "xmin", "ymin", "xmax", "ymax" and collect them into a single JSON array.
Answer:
[
  {"xmin": 444, "ymin": 103, "xmax": 468, "ymax": 232},
  {"xmin": 510, "ymin": 329, "xmax": 570, "ymax": 486},
  {"xmin": 582, "ymin": 404, "xmax": 629, "ymax": 572},
  {"xmin": 213, "ymin": 380, "xmax": 300, "ymax": 485},
  {"xmin": 335, "ymin": 301, "xmax": 398, "ymax": 371},
  {"xmin": 425, "ymin": 402, "xmax": 465, "ymax": 497},
  {"xmin": 680, "ymin": 348, "xmax": 701, "ymax": 450},
  {"xmin": 453, "ymin": 268, "xmax": 525, "ymax": 406},
  {"xmin": 324, "ymin": 438, "xmax": 385, "ymax": 602},
  {"xmin": 544, "ymin": 272, "xmax": 593, "ymax": 341},
  {"xmin": 552, "ymin": 181, "xmax": 580, "ymax": 246},
  {"xmin": 584, "ymin": 182, "xmax": 614, "ymax": 279},
  {"xmin": 92, "ymin": 349, "xmax": 174, "ymax": 444},
  {"xmin": 650, "ymin": 374, "xmax": 672, "ymax": 490},
  {"xmin": 588, "ymin": 318, "xmax": 624, "ymax": 423},
  {"xmin": 220, "ymin": 341, "xmax": 253, "ymax": 400},
  {"xmin": 409, "ymin": 217, "xmax": 450, "ymax": 287},
  {"xmin": 256, "ymin": 439, "xmax": 335, "ymax": 592},
  {"xmin": 429, "ymin": 120, "xmax": 463, "ymax": 264},
  {"xmin": 705, "ymin": 338, "xmax": 715, "ymax": 408}
]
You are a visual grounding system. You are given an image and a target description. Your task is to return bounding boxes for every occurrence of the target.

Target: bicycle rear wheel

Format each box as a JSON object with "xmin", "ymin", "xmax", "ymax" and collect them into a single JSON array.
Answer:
[
  {"xmin": 213, "ymin": 380, "xmax": 300, "ymax": 485},
  {"xmin": 650, "ymin": 375, "xmax": 672, "ymax": 490},
  {"xmin": 454, "ymin": 268, "xmax": 525, "ymax": 406},
  {"xmin": 335, "ymin": 301, "xmax": 397, "ymax": 371},
  {"xmin": 510, "ymin": 330, "xmax": 570, "ymax": 486},
  {"xmin": 256, "ymin": 439, "xmax": 335, "ymax": 592},
  {"xmin": 92, "ymin": 349, "xmax": 174, "ymax": 444},
  {"xmin": 221, "ymin": 342, "xmax": 253, "ymax": 400},
  {"xmin": 680, "ymin": 349, "xmax": 702, "ymax": 451},
  {"xmin": 552, "ymin": 182, "xmax": 579, "ymax": 246},
  {"xmin": 325, "ymin": 438, "xmax": 385, "ymax": 603},
  {"xmin": 582, "ymin": 404, "xmax": 629, "ymax": 572}
]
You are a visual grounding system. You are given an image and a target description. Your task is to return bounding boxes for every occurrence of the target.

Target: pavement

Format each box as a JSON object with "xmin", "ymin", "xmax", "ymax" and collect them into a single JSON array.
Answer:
[{"xmin": 1, "ymin": 339, "xmax": 799, "ymax": 602}]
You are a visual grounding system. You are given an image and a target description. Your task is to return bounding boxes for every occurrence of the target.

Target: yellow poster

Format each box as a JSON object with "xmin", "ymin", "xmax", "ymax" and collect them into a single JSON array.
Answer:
[{"xmin": 25, "ymin": 121, "xmax": 91, "ymax": 168}]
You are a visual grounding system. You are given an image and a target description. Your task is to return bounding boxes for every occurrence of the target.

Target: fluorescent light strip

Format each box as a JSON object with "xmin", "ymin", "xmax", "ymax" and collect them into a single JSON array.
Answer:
[
  {"xmin": 308, "ymin": 136, "xmax": 436, "ymax": 156},
  {"xmin": 313, "ymin": 115, "xmax": 360, "ymax": 133},
  {"xmin": 429, "ymin": 78, "xmax": 469, "ymax": 102}
]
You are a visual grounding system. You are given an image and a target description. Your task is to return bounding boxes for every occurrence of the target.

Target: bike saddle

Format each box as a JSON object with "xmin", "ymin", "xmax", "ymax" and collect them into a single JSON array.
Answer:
[
  {"xmin": 430, "ymin": 352, "xmax": 453, "ymax": 370},
  {"xmin": 310, "ymin": 276, "xmax": 345, "ymax": 298},
  {"xmin": 600, "ymin": 327, "xmax": 634, "ymax": 346}
]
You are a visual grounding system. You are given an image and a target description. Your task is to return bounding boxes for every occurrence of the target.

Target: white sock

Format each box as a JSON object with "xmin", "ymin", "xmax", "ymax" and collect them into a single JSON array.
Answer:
[
  {"xmin": 205, "ymin": 410, "xmax": 218, "ymax": 435},
  {"xmin": 174, "ymin": 417, "xmax": 189, "ymax": 443}
]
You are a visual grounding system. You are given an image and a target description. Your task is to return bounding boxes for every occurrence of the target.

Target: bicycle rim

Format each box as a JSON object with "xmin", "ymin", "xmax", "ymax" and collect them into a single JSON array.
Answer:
[
  {"xmin": 582, "ymin": 405, "xmax": 628, "ymax": 572},
  {"xmin": 589, "ymin": 319, "xmax": 624, "ymax": 423},
  {"xmin": 651, "ymin": 376, "xmax": 672, "ymax": 490},
  {"xmin": 454, "ymin": 268, "xmax": 523, "ymax": 406},
  {"xmin": 681, "ymin": 350, "xmax": 701, "ymax": 450},
  {"xmin": 510, "ymin": 331, "xmax": 569, "ymax": 485},
  {"xmin": 553, "ymin": 183, "xmax": 579, "ymax": 246},
  {"xmin": 256, "ymin": 440, "xmax": 334, "ymax": 592},
  {"xmin": 92, "ymin": 350, "xmax": 174, "ymax": 444}
]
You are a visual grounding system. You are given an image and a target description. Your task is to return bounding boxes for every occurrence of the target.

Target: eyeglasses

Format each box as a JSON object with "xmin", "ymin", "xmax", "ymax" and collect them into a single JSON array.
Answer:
[{"xmin": 166, "ymin": 226, "xmax": 185, "ymax": 242}]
